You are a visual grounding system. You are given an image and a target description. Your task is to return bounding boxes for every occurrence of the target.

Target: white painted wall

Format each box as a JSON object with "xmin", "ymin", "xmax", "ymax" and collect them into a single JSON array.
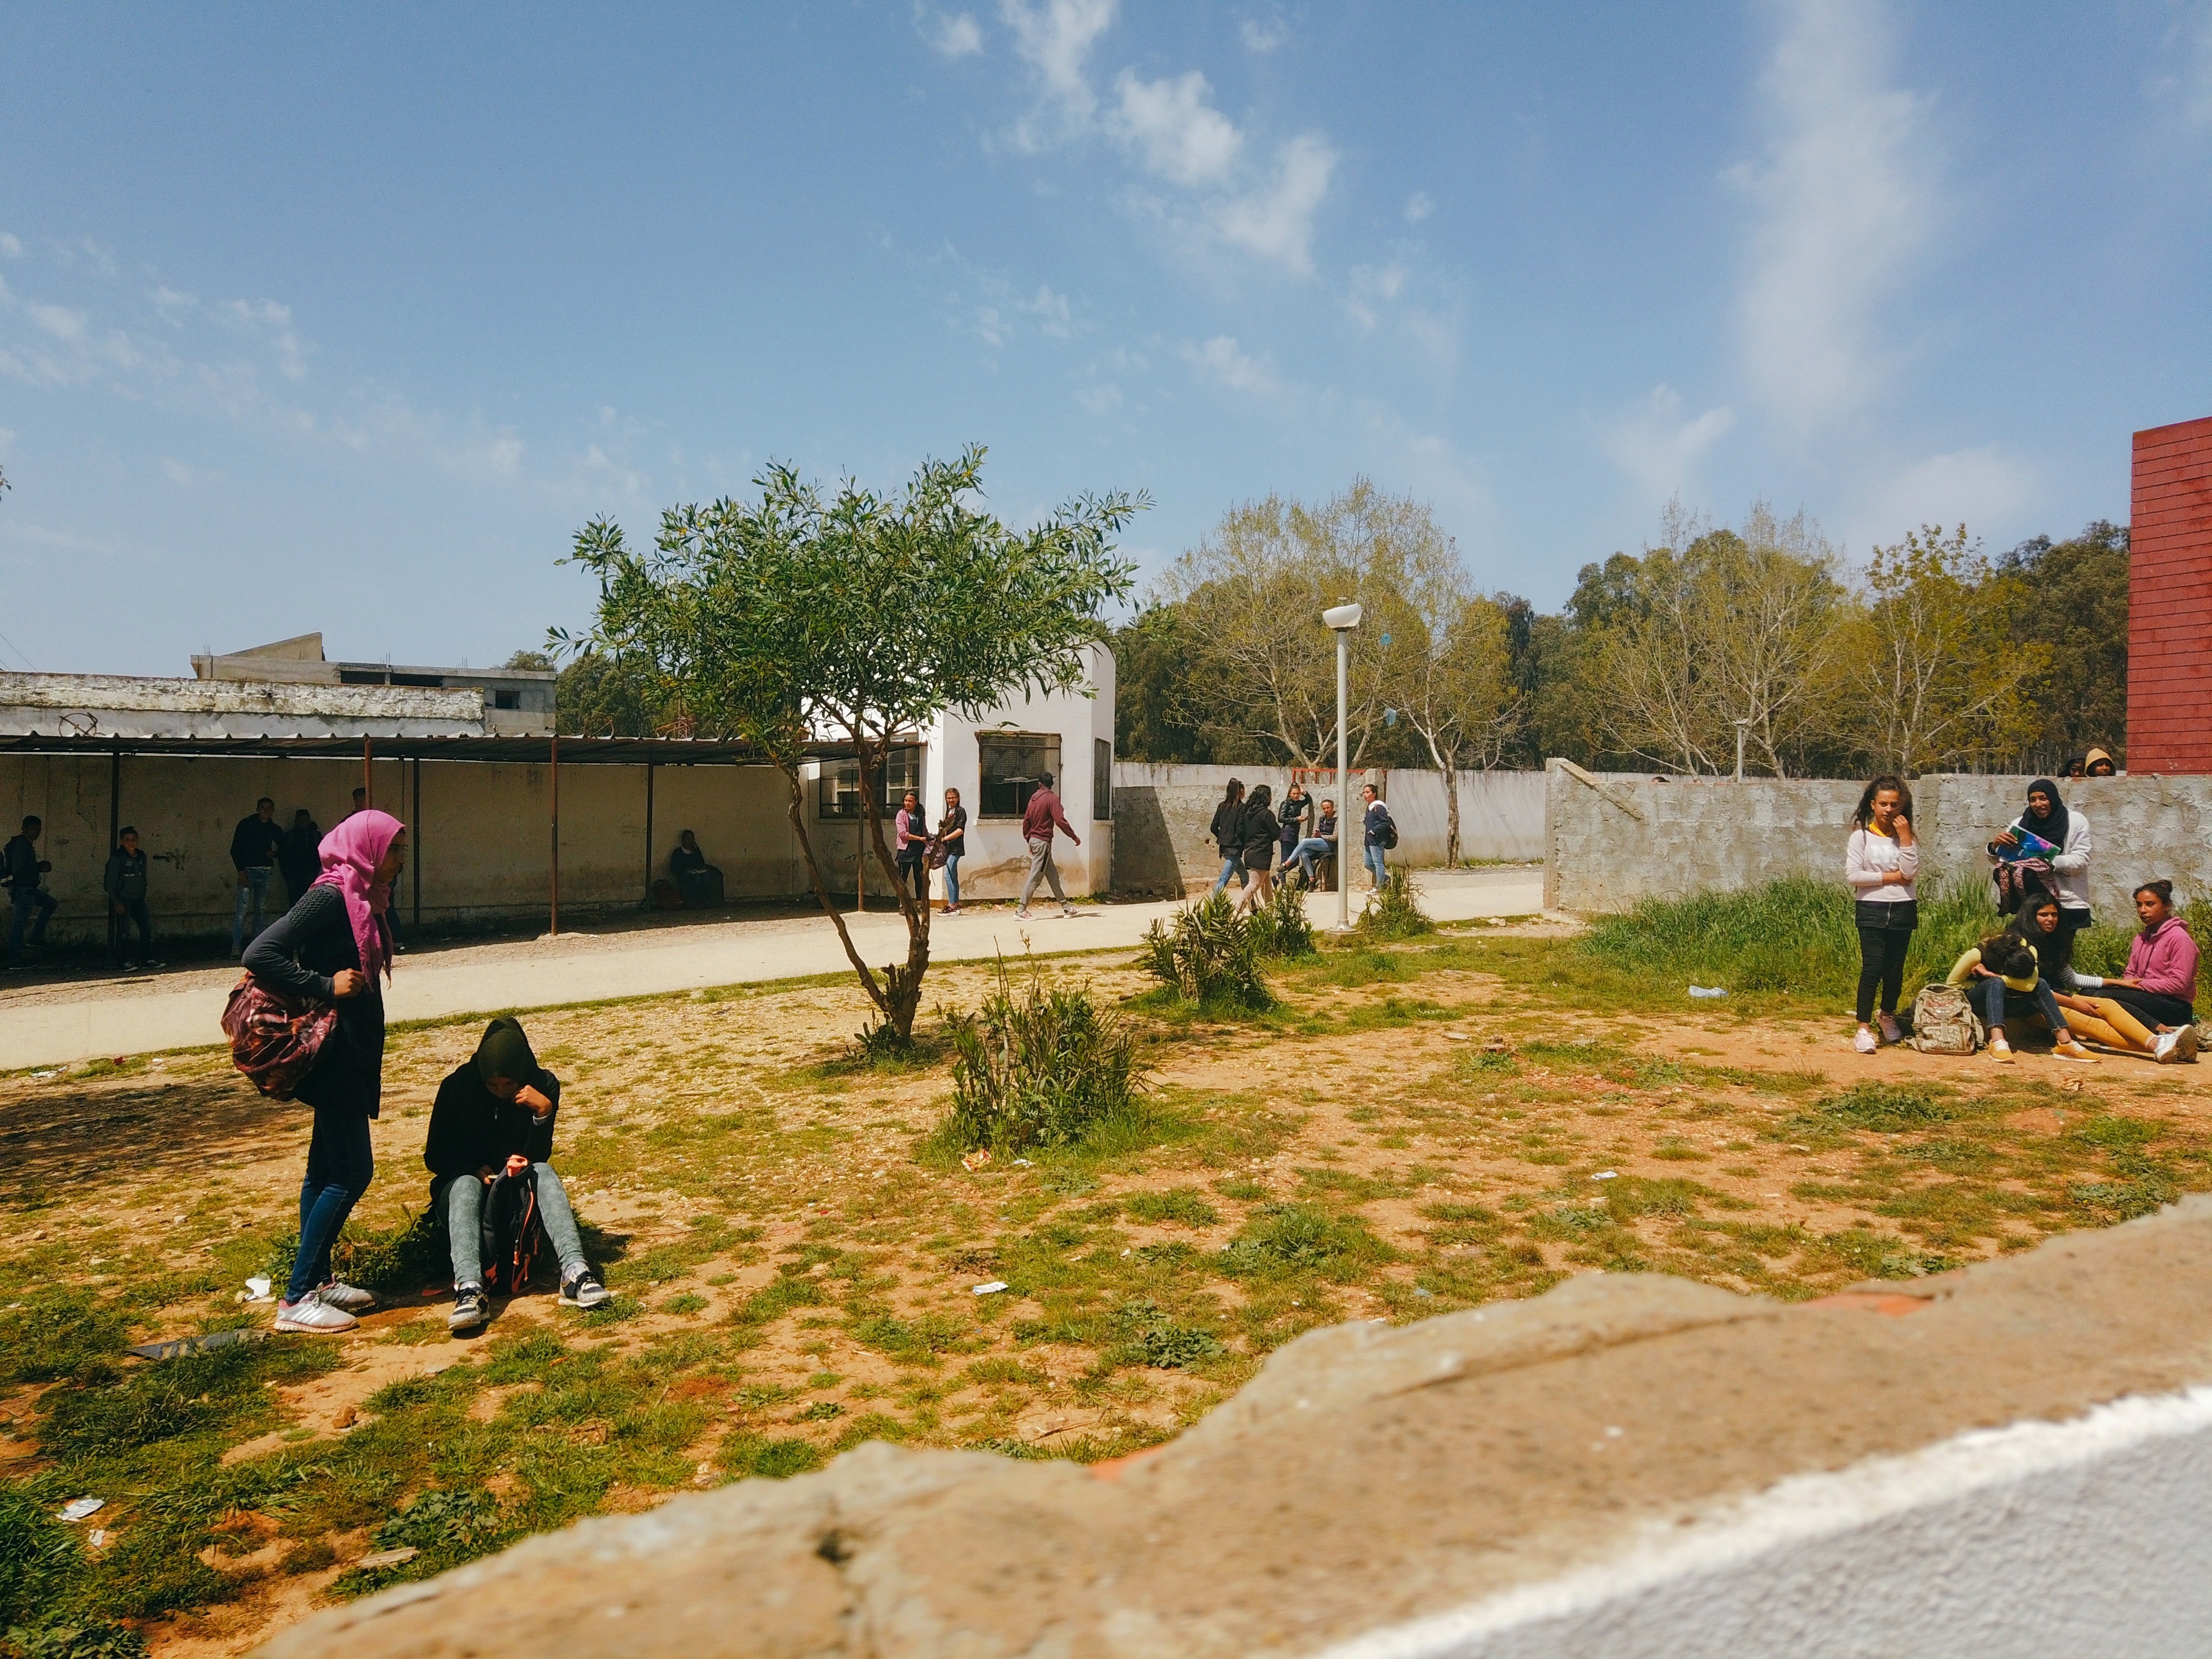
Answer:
[{"xmin": 1323, "ymin": 1386, "xmax": 2212, "ymax": 1659}]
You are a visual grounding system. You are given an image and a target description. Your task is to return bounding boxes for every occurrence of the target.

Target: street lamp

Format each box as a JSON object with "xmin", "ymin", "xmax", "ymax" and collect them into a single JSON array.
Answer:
[
  {"xmin": 1323, "ymin": 601, "xmax": 1363, "ymax": 931},
  {"xmin": 1733, "ymin": 717, "xmax": 1752, "ymax": 783}
]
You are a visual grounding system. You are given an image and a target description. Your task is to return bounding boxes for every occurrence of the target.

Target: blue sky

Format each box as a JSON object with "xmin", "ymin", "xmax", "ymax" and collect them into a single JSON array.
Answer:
[{"xmin": 3, "ymin": 2, "xmax": 2209, "ymax": 676}]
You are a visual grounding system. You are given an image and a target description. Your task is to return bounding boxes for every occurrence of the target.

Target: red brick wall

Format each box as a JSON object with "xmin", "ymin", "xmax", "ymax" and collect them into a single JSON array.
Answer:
[{"xmin": 2129, "ymin": 416, "xmax": 2212, "ymax": 774}]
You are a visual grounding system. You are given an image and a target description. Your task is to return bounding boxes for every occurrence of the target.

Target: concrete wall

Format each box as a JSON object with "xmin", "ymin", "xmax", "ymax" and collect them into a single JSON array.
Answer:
[
  {"xmin": 1543, "ymin": 762, "xmax": 2212, "ymax": 916},
  {"xmin": 0, "ymin": 753, "xmax": 813, "ymax": 946},
  {"xmin": 1111, "ymin": 763, "xmax": 1546, "ymax": 897}
]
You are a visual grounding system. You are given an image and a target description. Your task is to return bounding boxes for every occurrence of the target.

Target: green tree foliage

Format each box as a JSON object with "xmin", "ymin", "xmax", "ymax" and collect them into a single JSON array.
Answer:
[
  {"xmin": 559, "ymin": 447, "xmax": 1142, "ymax": 1042},
  {"xmin": 1999, "ymin": 521, "xmax": 2129, "ymax": 768}
]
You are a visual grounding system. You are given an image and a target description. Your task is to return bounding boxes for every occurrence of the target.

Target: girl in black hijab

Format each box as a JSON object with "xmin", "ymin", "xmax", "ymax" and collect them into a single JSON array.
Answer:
[{"xmin": 1989, "ymin": 778, "xmax": 2092, "ymax": 986}]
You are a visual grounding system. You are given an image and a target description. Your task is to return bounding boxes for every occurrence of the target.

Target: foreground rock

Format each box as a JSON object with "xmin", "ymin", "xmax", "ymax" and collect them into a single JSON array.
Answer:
[{"xmin": 263, "ymin": 1203, "xmax": 2212, "ymax": 1657}]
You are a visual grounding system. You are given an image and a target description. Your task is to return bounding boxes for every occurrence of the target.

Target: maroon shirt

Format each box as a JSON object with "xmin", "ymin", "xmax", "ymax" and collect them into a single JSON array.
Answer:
[{"xmin": 1021, "ymin": 787, "xmax": 1077, "ymax": 843}]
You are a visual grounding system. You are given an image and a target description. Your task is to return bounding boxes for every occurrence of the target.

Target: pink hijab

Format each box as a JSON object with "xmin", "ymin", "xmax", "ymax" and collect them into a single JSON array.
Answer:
[{"xmin": 314, "ymin": 808, "xmax": 404, "ymax": 984}]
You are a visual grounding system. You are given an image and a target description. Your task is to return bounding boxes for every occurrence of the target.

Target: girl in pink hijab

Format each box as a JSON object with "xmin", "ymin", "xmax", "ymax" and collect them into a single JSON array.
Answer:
[{"xmin": 243, "ymin": 807, "xmax": 408, "ymax": 1334}]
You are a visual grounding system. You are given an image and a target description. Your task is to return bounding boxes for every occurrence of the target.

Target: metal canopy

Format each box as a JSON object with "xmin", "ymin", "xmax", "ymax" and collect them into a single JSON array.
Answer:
[{"xmin": 0, "ymin": 732, "xmax": 865, "ymax": 766}]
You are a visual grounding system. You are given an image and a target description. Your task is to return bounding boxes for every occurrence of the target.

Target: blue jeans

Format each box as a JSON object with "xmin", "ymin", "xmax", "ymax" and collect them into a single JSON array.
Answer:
[
  {"xmin": 942, "ymin": 855, "xmax": 961, "ymax": 906},
  {"xmin": 290, "ymin": 1107, "xmax": 374, "ymax": 1303},
  {"xmin": 1972, "ymin": 975, "xmax": 2072, "ymax": 1045},
  {"xmin": 7, "ymin": 888, "xmax": 56, "ymax": 964},
  {"xmin": 232, "ymin": 867, "xmax": 273, "ymax": 955},
  {"xmin": 1364, "ymin": 844, "xmax": 1389, "ymax": 888},
  {"xmin": 1291, "ymin": 838, "xmax": 1334, "ymax": 884},
  {"xmin": 1212, "ymin": 855, "xmax": 1248, "ymax": 894},
  {"xmin": 439, "ymin": 1164, "xmax": 588, "ymax": 1289}
]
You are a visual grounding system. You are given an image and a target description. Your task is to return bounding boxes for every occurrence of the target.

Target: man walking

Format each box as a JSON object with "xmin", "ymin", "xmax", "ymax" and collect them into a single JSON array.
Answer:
[
  {"xmin": 1360, "ymin": 782, "xmax": 1395, "ymax": 891},
  {"xmin": 103, "ymin": 826, "xmax": 163, "ymax": 971},
  {"xmin": 3, "ymin": 816, "xmax": 56, "ymax": 970},
  {"xmin": 229, "ymin": 796, "xmax": 286, "ymax": 958},
  {"xmin": 1015, "ymin": 770, "xmax": 1080, "ymax": 920}
]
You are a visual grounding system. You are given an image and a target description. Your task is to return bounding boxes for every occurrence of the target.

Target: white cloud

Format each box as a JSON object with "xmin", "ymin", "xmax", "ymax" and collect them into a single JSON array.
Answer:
[
  {"xmin": 922, "ymin": 8, "xmax": 984, "ymax": 57},
  {"xmin": 1183, "ymin": 333, "xmax": 1279, "ymax": 395},
  {"xmin": 160, "ymin": 456, "xmax": 226, "ymax": 488},
  {"xmin": 1113, "ymin": 69, "xmax": 1243, "ymax": 186},
  {"xmin": 1345, "ymin": 262, "xmax": 1406, "ymax": 331},
  {"xmin": 0, "ymin": 233, "xmax": 21, "ymax": 259},
  {"xmin": 1000, "ymin": 0, "xmax": 1116, "ymax": 147},
  {"xmin": 1404, "ymin": 191, "xmax": 1434, "ymax": 223},
  {"xmin": 2160, "ymin": 1, "xmax": 2212, "ymax": 128},
  {"xmin": 1239, "ymin": 14, "xmax": 1286, "ymax": 53},
  {"xmin": 1074, "ymin": 381, "xmax": 1122, "ymax": 414},
  {"xmin": 1857, "ymin": 444, "xmax": 2036, "ymax": 546},
  {"xmin": 1734, "ymin": 0, "xmax": 1934, "ymax": 433},
  {"xmin": 1603, "ymin": 384, "xmax": 1737, "ymax": 501},
  {"xmin": 28, "ymin": 302, "xmax": 86, "ymax": 342},
  {"xmin": 1217, "ymin": 133, "xmax": 1336, "ymax": 274}
]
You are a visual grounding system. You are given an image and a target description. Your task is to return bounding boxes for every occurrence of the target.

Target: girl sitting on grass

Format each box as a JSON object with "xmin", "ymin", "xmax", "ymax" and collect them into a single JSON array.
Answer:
[
  {"xmin": 1946, "ymin": 907, "xmax": 2099, "ymax": 1063},
  {"xmin": 2053, "ymin": 880, "xmax": 2200, "ymax": 1063}
]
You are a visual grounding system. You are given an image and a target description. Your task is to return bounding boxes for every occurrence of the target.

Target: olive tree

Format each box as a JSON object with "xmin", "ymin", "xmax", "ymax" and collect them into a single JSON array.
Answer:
[{"xmin": 558, "ymin": 446, "xmax": 1142, "ymax": 1045}]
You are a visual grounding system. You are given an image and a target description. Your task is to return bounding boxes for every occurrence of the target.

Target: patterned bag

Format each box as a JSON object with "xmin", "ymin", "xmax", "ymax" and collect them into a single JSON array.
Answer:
[
  {"xmin": 479, "ymin": 1167, "xmax": 547, "ymax": 1295},
  {"xmin": 1908, "ymin": 981, "xmax": 1985, "ymax": 1056},
  {"xmin": 221, "ymin": 974, "xmax": 337, "ymax": 1100}
]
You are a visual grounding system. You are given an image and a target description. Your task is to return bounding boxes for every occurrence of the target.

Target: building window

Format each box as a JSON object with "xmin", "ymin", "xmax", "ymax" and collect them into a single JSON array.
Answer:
[
  {"xmin": 978, "ymin": 733, "xmax": 1060, "ymax": 818},
  {"xmin": 1093, "ymin": 738, "xmax": 1112, "ymax": 821},
  {"xmin": 816, "ymin": 745, "xmax": 922, "ymax": 818},
  {"xmin": 493, "ymin": 689, "xmax": 521, "ymax": 711}
]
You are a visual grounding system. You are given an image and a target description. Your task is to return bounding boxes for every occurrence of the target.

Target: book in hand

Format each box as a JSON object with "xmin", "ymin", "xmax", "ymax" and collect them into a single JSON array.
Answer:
[{"xmin": 1996, "ymin": 827, "xmax": 2058, "ymax": 862}]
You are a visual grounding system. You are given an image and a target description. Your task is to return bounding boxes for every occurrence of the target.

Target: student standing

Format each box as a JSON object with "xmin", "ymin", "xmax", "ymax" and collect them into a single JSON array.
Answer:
[
  {"xmin": 230, "ymin": 796, "xmax": 286, "ymax": 959},
  {"xmin": 1277, "ymin": 783, "xmax": 1311, "ymax": 873},
  {"xmin": 2, "ymin": 816, "xmax": 56, "ymax": 970},
  {"xmin": 103, "ymin": 826, "xmax": 163, "ymax": 971},
  {"xmin": 1233, "ymin": 784, "xmax": 1280, "ymax": 915},
  {"xmin": 937, "ymin": 787, "xmax": 967, "ymax": 913},
  {"xmin": 427, "ymin": 1016, "xmax": 610, "ymax": 1333},
  {"xmin": 1989, "ymin": 779, "xmax": 2091, "ymax": 987},
  {"xmin": 1015, "ymin": 770, "xmax": 1080, "ymax": 919},
  {"xmin": 1208, "ymin": 779, "xmax": 1247, "ymax": 895},
  {"xmin": 894, "ymin": 790, "xmax": 930, "ymax": 907},
  {"xmin": 279, "ymin": 809, "xmax": 324, "ymax": 909},
  {"xmin": 1360, "ymin": 784, "xmax": 1394, "ymax": 891},
  {"xmin": 243, "ymin": 810, "xmax": 408, "ymax": 1334},
  {"xmin": 1845, "ymin": 775, "xmax": 1917, "ymax": 1053}
]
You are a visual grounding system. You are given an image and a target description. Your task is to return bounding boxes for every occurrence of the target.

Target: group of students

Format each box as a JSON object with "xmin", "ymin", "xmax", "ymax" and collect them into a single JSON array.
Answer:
[
  {"xmin": 885, "ymin": 771, "xmax": 1083, "ymax": 919},
  {"xmin": 1206, "ymin": 777, "xmax": 1397, "ymax": 912},
  {"xmin": 1, "ymin": 789, "xmax": 380, "ymax": 973},
  {"xmin": 241, "ymin": 808, "xmax": 609, "ymax": 1336},
  {"xmin": 1846, "ymin": 771, "xmax": 2200, "ymax": 1063}
]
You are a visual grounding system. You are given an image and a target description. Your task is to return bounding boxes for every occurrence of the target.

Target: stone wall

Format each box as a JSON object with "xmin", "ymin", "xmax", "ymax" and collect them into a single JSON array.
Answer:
[
  {"xmin": 1543, "ymin": 761, "xmax": 2212, "ymax": 918},
  {"xmin": 1112, "ymin": 763, "xmax": 1545, "ymax": 896},
  {"xmin": 264, "ymin": 1197, "xmax": 2212, "ymax": 1659}
]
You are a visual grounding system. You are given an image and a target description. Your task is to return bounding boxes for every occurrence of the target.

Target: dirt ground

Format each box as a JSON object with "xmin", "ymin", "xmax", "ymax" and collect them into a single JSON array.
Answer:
[{"xmin": 4, "ymin": 919, "xmax": 2208, "ymax": 1655}]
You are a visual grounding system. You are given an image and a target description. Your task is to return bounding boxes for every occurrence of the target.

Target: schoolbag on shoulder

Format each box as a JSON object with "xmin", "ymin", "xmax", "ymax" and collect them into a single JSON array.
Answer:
[
  {"xmin": 479, "ymin": 1167, "xmax": 549, "ymax": 1296},
  {"xmin": 1377, "ymin": 806, "xmax": 1399, "ymax": 851},
  {"xmin": 1908, "ymin": 981, "xmax": 1984, "ymax": 1056},
  {"xmin": 221, "ymin": 974, "xmax": 338, "ymax": 1100}
]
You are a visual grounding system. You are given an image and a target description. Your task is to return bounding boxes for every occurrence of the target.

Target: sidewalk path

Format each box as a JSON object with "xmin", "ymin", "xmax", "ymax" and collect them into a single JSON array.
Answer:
[{"xmin": 0, "ymin": 868, "xmax": 1545, "ymax": 1070}]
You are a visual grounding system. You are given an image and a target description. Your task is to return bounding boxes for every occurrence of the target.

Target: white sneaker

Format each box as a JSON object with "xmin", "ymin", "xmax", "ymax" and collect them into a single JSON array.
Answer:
[
  {"xmin": 315, "ymin": 1279, "xmax": 377, "ymax": 1312},
  {"xmin": 273, "ymin": 1296, "xmax": 357, "ymax": 1334},
  {"xmin": 1014, "ymin": 908, "xmax": 1031, "ymax": 919},
  {"xmin": 1854, "ymin": 1026, "xmax": 1878, "ymax": 1055}
]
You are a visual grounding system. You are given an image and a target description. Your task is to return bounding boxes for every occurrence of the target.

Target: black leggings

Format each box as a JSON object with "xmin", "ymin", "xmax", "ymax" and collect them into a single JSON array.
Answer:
[
  {"xmin": 1856, "ymin": 924, "xmax": 1914, "ymax": 1022},
  {"xmin": 2098, "ymin": 984, "xmax": 2197, "ymax": 1030}
]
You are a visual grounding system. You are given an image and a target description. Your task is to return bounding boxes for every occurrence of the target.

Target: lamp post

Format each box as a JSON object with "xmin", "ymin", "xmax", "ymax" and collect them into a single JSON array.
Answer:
[
  {"xmin": 1323, "ymin": 601, "xmax": 1363, "ymax": 931},
  {"xmin": 1733, "ymin": 717, "xmax": 1751, "ymax": 783}
]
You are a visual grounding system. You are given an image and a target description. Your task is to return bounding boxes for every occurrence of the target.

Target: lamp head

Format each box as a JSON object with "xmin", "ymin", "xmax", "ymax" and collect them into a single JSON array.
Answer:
[{"xmin": 1323, "ymin": 602, "xmax": 1364, "ymax": 630}]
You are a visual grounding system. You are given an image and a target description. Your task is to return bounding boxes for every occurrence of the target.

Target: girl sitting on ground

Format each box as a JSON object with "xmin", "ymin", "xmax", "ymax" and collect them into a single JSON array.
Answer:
[
  {"xmin": 1845, "ymin": 774, "xmax": 1917, "ymax": 1053},
  {"xmin": 1946, "ymin": 916, "xmax": 2099, "ymax": 1064},
  {"xmin": 2053, "ymin": 880, "xmax": 2200, "ymax": 1063}
]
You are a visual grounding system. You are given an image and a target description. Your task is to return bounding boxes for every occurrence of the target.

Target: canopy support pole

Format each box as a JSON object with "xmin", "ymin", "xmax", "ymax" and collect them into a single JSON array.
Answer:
[
  {"xmin": 643, "ymin": 761, "xmax": 655, "ymax": 907},
  {"xmin": 549, "ymin": 733, "xmax": 560, "ymax": 937}
]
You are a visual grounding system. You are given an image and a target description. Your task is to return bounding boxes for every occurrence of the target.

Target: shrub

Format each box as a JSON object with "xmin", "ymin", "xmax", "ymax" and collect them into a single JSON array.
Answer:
[
  {"xmin": 1248, "ymin": 880, "xmax": 1317, "ymax": 959},
  {"xmin": 1356, "ymin": 870, "xmax": 1434, "ymax": 940},
  {"xmin": 1138, "ymin": 894, "xmax": 1271, "ymax": 1009},
  {"xmin": 936, "ymin": 960, "xmax": 1145, "ymax": 1154},
  {"xmin": 1218, "ymin": 1203, "xmax": 1395, "ymax": 1281}
]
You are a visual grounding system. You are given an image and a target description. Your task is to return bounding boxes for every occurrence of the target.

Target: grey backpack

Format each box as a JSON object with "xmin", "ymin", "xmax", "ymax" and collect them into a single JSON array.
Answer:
[{"xmin": 1909, "ymin": 981, "xmax": 1984, "ymax": 1055}]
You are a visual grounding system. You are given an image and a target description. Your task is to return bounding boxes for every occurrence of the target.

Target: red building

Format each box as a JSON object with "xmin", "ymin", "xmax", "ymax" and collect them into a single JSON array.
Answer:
[{"xmin": 2128, "ymin": 416, "xmax": 2212, "ymax": 774}]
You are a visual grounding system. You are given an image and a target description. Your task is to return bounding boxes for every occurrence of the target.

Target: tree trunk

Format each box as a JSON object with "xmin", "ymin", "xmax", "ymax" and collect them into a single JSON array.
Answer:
[
  {"xmin": 1443, "ymin": 761, "xmax": 1462, "ymax": 868},
  {"xmin": 780, "ymin": 768, "xmax": 890, "ymax": 1019},
  {"xmin": 853, "ymin": 737, "xmax": 932, "ymax": 1044}
]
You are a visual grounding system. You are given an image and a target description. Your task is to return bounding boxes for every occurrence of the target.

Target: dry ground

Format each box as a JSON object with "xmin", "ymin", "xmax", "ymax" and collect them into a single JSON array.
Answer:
[{"xmin": 4, "ymin": 919, "xmax": 2209, "ymax": 1655}]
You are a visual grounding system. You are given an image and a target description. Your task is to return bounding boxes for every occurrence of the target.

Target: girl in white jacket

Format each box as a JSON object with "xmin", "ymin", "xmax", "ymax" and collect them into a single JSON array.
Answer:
[{"xmin": 1846, "ymin": 775, "xmax": 1919, "ymax": 1053}]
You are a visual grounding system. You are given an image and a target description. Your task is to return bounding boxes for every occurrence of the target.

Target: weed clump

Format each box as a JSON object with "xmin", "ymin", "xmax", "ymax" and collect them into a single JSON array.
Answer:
[
  {"xmin": 264, "ymin": 1207, "xmax": 447, "ymax": 1298},
  {"xmin": 934, "ymin": 959, "xmax": 1145, "ymax": 1155},
  {"xmin": 1356, "ymin": 870, "xmax": 1434, "ymax": 941},
  {"xmin": 1138, "ymin": 894, "xmax": 1272, "ymax": 1009},
  {"xmin": 1816, "ymin": 1084, "xmax": 1953, "ymax": 1133},
  {"xmin": 1219, "ymin": 1203, "xmax": 1396, "ymax": 1281},
  {"xmin": 1248, "ymin": 880, "xmax": 1318, "ymax": 959},
  {"xmin": 1106, "ymin": 1299, "xmax": 1225, "ymax": 1369}
]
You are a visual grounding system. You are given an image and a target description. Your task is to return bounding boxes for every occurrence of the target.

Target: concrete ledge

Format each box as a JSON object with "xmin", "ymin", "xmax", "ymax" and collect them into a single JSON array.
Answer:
[{"xmin": 261, "ymin": 1199, "xmax": 2212, "ymax": 1658}]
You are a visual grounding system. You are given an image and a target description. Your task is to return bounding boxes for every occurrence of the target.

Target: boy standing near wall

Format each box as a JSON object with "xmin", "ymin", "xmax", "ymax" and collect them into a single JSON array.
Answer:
[
  {"xmin": 229, "ymin": 796, "xmax": 286, "ymax": 959},
  {"xmin": 3, "ymin": 816, "xmax": 55, "ymax": 969},
  {"xmin": 103, "ymin": 826, "xmax": 162, "ymax": 971}
]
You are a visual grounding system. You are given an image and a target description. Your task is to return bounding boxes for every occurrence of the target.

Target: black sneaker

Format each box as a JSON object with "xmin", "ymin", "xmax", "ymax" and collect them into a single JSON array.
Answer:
[
  {"xmin": 448, "ymin": 1284, "xmax": 489, "ymax": 1333},
  {"xmin": 560, "ymin": 1270, "xmax": 611, "ymax": 1311}
]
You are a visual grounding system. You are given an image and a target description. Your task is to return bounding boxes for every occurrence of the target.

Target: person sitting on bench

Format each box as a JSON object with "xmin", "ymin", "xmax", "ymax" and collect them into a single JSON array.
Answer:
[
  {"xmin": 1291, "ymin": 798, "xmax": 1339, "ymax": 888},
  {"xmin": 669, "ymin": 830, "xmax": 723, "ymax": 908},
  {"xmin": 427, "ymin": 1016, "xmax": 609, "ymax": 1332}
]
